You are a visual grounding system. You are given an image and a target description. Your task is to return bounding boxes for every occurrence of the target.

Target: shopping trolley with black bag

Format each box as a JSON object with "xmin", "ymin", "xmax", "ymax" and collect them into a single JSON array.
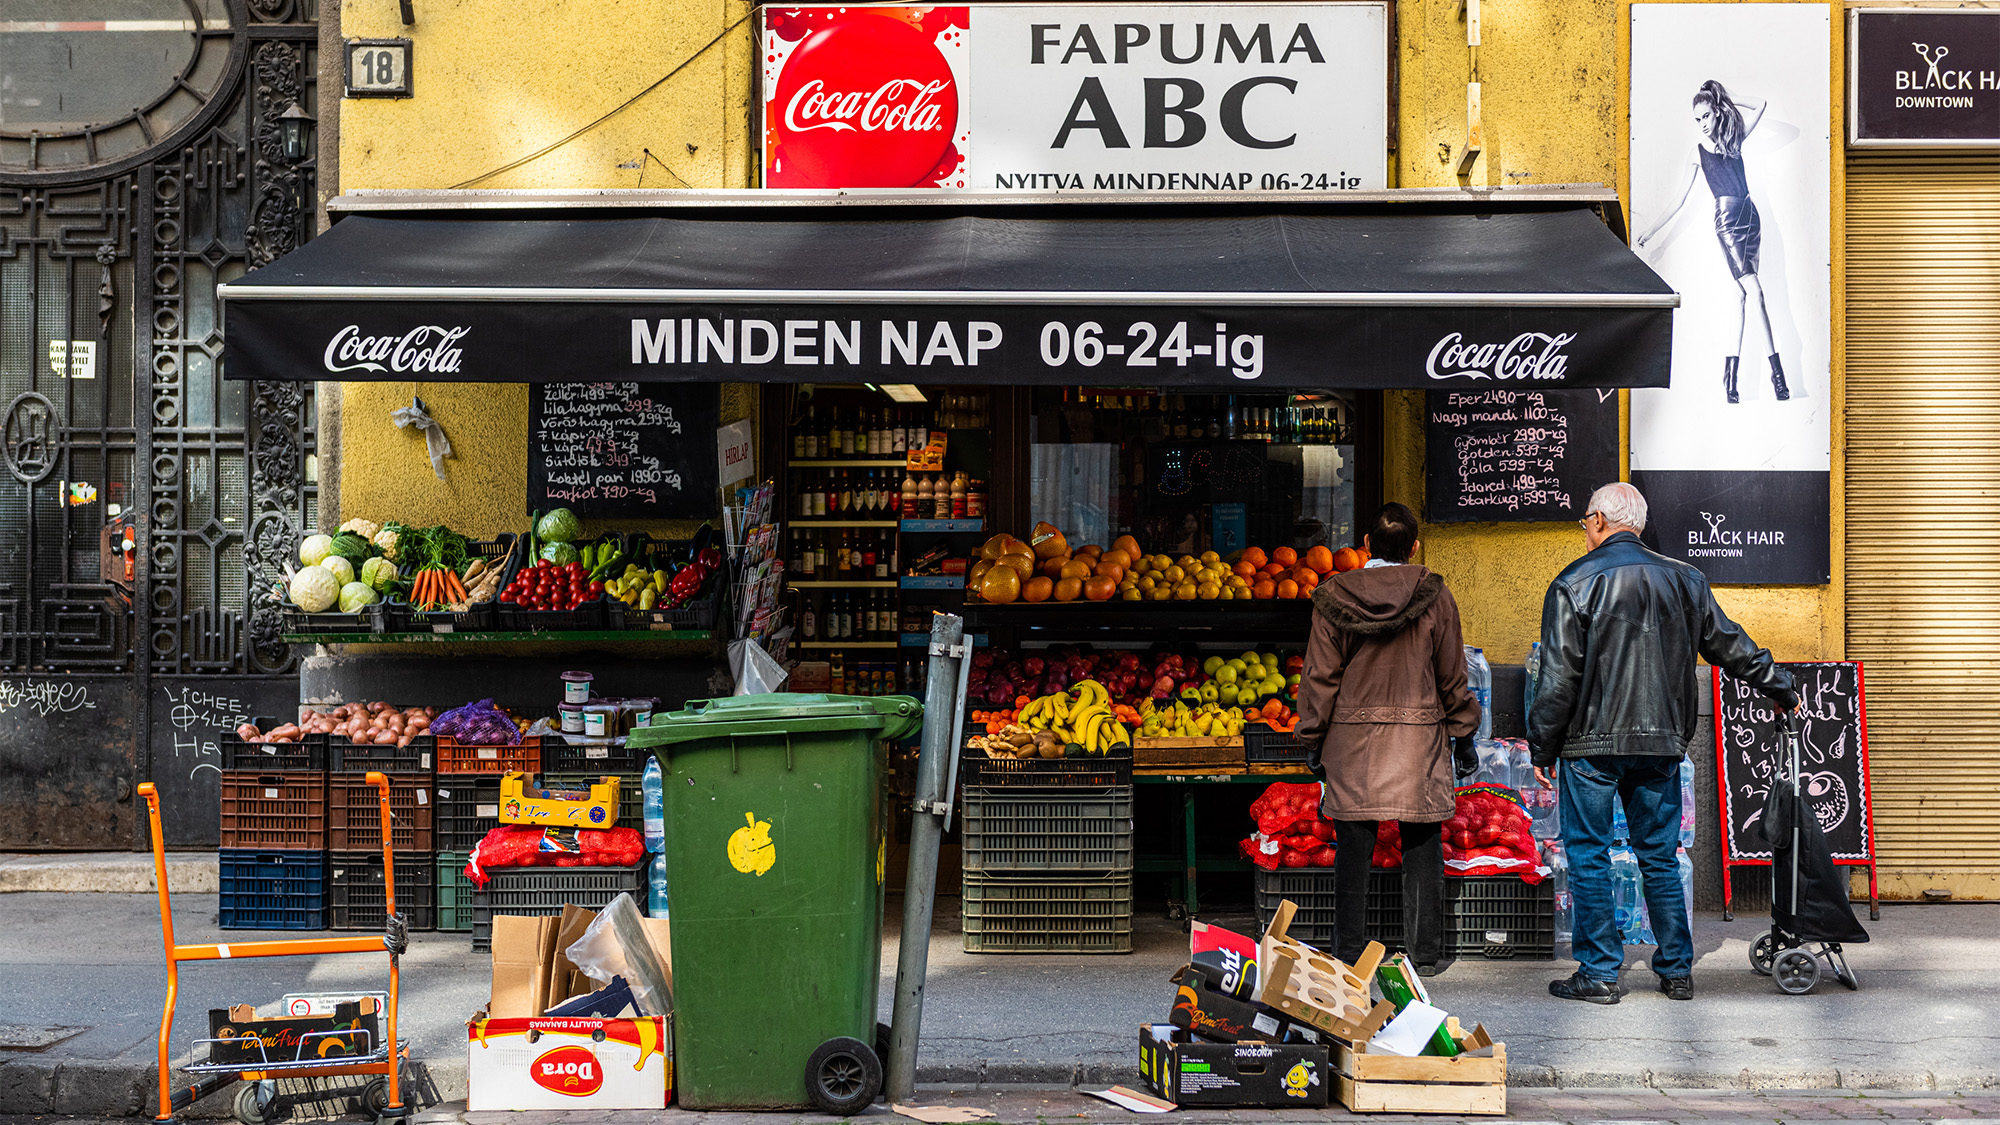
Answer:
[{"xmin": 1748, "ymin": 713, "xmax": 1869, "ymax": 995}]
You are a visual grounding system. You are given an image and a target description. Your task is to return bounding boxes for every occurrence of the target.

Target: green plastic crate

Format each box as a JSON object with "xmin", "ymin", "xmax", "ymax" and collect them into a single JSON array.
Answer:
[{"xmin": 436, "ymin": 851, "xmax": 473, "ymax": 932}]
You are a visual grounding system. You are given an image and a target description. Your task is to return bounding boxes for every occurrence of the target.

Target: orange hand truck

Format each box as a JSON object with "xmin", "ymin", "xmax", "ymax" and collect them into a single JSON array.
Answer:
[{"xmin": 141, "ymin": 772, "xmax": 411, "ymax": 1125}]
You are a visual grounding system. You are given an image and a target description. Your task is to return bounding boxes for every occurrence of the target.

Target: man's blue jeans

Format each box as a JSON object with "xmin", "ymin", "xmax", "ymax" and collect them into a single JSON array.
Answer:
[{"xmin": 1560, "ymin": 755, "xmax": 1693, "ymax": 982}]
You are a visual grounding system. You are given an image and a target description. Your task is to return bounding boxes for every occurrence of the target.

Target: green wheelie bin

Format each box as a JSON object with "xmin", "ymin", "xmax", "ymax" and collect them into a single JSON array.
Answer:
[{"xmin": 627, "ymin": 692, "xmax": 923, "ymax": 1113}]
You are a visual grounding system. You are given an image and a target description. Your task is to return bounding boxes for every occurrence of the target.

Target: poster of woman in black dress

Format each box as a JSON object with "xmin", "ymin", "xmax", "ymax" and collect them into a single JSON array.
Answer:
[{"xmin": 1635, "ymin": 81, "xmax": 1789, "ymax": 405}]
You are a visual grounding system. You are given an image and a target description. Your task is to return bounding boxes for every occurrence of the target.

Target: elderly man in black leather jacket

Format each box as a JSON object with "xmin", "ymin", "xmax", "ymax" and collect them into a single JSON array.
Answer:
[{"xmin": 1529, "ymin": 483, "xmax": 1797, "ymax": 1004}]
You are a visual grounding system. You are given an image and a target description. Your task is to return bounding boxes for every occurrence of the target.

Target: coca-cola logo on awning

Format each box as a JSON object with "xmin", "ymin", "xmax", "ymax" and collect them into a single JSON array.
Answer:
[
  {"xmin": 1426, "ymin": 331, "xmax": 1576, "ymax": 382},
  {"xmin": 323, "ymin": 325, "xmax": 469, "ymax": 375},
  {"xmin": 768, "ymin": 11, "xmax": 964, "ymax": 188}
]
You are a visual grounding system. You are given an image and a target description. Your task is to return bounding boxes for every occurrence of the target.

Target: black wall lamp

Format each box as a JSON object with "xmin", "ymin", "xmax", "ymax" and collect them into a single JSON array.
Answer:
[{"xmin": 279, "ymin": 101, "xmax": 316, "ymax": 164}]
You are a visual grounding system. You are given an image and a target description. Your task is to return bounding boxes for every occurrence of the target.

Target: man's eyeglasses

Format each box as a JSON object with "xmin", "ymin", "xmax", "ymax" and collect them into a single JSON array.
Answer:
[{"xmin": 1578, "ymin": 512, "xmax": 1602, "ymax": 530}]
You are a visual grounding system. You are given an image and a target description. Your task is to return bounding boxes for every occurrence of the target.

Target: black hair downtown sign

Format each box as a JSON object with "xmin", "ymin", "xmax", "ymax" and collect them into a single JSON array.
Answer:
[{"xmin": 1850, "ymin": 8, "xmax": 2000, "ymax": 146}]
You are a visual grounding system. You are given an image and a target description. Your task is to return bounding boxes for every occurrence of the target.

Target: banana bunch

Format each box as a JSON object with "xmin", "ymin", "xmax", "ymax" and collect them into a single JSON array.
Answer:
[
  {"xmin": 605, "ymin": 564, "xmax": 674, "ymax": 610},
  {"xmin": 1013, "ymin": 679, "xmax": 1130, "ymax": 756},
  {"xmin": 1137, "ymin": 698, "xmax": 1247, "ymax": 738}
]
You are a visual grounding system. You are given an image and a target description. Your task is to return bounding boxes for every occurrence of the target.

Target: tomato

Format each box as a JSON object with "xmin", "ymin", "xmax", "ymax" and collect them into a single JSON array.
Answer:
[{"xmin": 587, "ymin": 581, "xmax": 604, "ymax": 594}]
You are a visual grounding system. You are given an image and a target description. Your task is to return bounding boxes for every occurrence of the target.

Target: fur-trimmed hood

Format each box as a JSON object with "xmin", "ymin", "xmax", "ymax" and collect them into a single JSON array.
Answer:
[{"xmin": 1311, "ymin": 565, "xmax": 1444, "ymax": 636}]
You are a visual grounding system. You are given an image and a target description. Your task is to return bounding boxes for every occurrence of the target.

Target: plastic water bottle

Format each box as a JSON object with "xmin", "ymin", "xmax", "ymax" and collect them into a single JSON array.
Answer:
[
  {"xmin": 1546, "ymin": 839, "xmax": 1571, "ymax": 945},
  {"xmin": 1677, "ymin": 847, "xmax": 1695, "ymax": 935},
  {"xmin": 1507, "ymin": 739, "xmax": 1534, "ymax": 793},
  {"xmin": 1523, "ymin": 641, "xmax": 1541, "ymax": 720},
  {"xmin": 641, "ymin": 757, "xmax": 665, "ymax": 853},
  {"xmin": 1678, "ymin": 759, "xmax": 1697, "ymax": 849},
  {"xmin": 1464, "ymin": 647, "xmax": 1493, "ymax": 740},
  {"xmin": 648, "ymin": 852, "xmax": 670, "ymax": 918},
  {"xmin": 1610, "ymin": 845, "xmax": 1646, "ymax": 943},
  {"xmin": 1474, "ymin": 738, "xmax": 1509, "ymax": 786},
  {"xmin": 1611, "ymin": 795, "xmax": 1629, "ymax": 844}
]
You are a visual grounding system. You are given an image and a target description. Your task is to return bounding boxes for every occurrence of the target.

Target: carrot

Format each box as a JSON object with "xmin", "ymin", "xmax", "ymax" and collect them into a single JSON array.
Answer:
[{"xmin": 448, "ymin": 571, "xmax": 467, "ymax": 602}]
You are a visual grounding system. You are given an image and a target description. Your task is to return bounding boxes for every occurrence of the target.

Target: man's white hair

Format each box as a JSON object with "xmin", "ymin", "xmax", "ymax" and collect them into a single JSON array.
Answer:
[{"xmin": 1588, "ymin": 482, "xmax": 1648, "ymax": 532}]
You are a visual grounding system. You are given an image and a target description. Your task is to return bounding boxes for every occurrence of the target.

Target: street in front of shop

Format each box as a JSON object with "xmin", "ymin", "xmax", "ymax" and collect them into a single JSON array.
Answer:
[{"xmin": 1, "ymin": 883, "xmax": 1993, "ymax": 1117}]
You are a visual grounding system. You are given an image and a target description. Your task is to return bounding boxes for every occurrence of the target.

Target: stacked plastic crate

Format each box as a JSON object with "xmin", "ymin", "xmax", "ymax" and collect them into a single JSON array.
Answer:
[
  {"xmin": 432, "ymin": 733, "xmax": 542, "ymax": 933},
  {"xmin": 468, "ymin": 743, "xmax": 650, "ymax": 953},
  {"xmin": 326, "ymin": 728, "xmax": 436, "ymax": 931},
  {"xmin": 218, "ymin": 726, "xmax": 328, "ymax": 930},
  {"xmin": 959, "ymin": 742, "xmax": 1136, "ymax": 953}
]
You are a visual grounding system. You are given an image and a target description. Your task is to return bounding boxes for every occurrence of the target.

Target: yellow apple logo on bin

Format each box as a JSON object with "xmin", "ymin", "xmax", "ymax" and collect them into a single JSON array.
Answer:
[{"xmin": 727, "ymin": 812, "xmax": 776, "ymax": 876}]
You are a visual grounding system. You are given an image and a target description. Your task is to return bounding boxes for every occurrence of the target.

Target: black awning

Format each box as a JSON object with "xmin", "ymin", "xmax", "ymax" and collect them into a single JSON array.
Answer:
[{"xmin": 220, "ymin": 207, "xmax": 1676, "ymax": 389}]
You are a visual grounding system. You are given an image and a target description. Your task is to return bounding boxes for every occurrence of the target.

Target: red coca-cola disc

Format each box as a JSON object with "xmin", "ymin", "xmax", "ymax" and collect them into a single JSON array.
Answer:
[{"xmin": 771, "ymin": 14, "xmax": 959, "ymax": 188}]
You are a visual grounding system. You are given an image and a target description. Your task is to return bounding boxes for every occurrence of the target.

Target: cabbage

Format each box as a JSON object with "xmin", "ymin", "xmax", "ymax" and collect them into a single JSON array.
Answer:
[
  {"xmin": 540, "ymin": 542, "xmax": 580, "ymax": 566},
  {"xmin": 536, "ymin": 508, "xmax": 582, "ymax": 544},
  {"xmin": 326, "ymin": 531, "xmax": 372, "ymax": 563},
  {"xmin": 321, "ymin": 556, "xmax": 356, "ymax": 586},
  {"xmin": 289, "ymin": 566, "xmax": 341, "ymax": 612},
  {"xmin": 338, "ymin": 581, "xmax": 380, "ymax": 614},
  {"xmin": 361, "ymin": 557, "xmax": 399, "ymax": 593},
  {"xmin": 299, "ymin": 533, "xmax": 334, "ymax": 568}
]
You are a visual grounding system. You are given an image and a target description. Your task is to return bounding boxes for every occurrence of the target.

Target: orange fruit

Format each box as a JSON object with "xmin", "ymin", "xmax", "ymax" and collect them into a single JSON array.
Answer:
[
  {"xmin": 1232, "ymin": 560, "xmax": 1259, "ymax": 579},
  {"xmin": 1252, "ymin": 578, "xmax": 1276, "ymax": 600},
  {"xmin": 969, "ymin": 559, "xmax": 995, "ymax": 587},
  {"xmin": 1262, "ymin": 562, "xmax": 1287, "ymax": 577},
  {"xmin": 1112, "ymin": 534, "xmax": 1144, "ymax": 561},
  {"xmin": 1241, "ymin": 546, "xmax": 1269, "ymax": 569},
  {"xmin": 1333, "ymin": 546, "xmax": 1363, "ymax": 572},
  {"xmin": 1031, "ymin": 522, "xmax": 1071, "ymax": 560},
  {"xmin": 1059, "ymin": 558, "xmax": 1093, "ymax": 581},
  {"xmin": 1295, "ymin": 567, "xmax": 1319, "ymax": 591},
  {"xmin": 1054, "ymin": 576, "xmax": 1084, "ymax": 602},
  {"xmin": 998, "ymin": 551, "xmax": 1037, "ymax": 579},
  {"xmin": 1099, "ymin": 549, "xmax": 1133, "ymax": 571},
  {"xmin": 1083, "ymin": 575, "xmax": 1118, "ymax": 601},
  {"xmin": 1273, "ymin": 546, "xmax": 1299, "ymax": 568},
  {"xmin": 1305, "ymin": 545, "xmax": 1335, "ymax": 575},
  {"xmin": 1095, "ymin": 562, "xmax": 1126, "ymax": 585},
  {"xmin": 1023, "ymin": 576, "xmax": 1054, "ymax": 603},
  {"xmin": 1277, "ymin": 578, "xmax": 1300, "ymax": 600},
  {"xmin": 981, "ymin": 565, "xmax": 1022, "ymax": 604},
  {"xmin": 1040, "ymin": 554, "xmax": 1070, "ymax": 579},
  {"xmin": 1076, "ymin": 544, "xmax": 1103, "ymax": 560}
]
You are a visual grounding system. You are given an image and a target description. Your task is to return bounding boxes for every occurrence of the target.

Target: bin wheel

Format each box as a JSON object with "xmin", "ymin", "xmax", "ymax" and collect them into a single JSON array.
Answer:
[
  {"xmin": 876, "ymin": 1021, "xmax": 892, "ymax": 1063},
  {"xmin": 233, "ymin": 1081, "xmax": 275, "ymax": 1125},
  {"xmin": 1773, "ymin": 949, "xmax": 1820, "ymax": 995},
  {"xmin": 805, "ymin": 1036, "xmax": 882, "ymax": 1117},
  {"xmin": 1749, "ymin": 932, "xmax": 1777, "ymax": 976}
]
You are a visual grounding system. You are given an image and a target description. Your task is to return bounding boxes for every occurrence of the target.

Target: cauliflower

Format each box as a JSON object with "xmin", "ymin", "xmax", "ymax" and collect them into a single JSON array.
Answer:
[
  {"xmin": 373, "ymin": 528, "xmax": 400, "ymax": 561},
  {"xmin": 338, "ymin": 517, "xmax": 382, "ymax": 540}
]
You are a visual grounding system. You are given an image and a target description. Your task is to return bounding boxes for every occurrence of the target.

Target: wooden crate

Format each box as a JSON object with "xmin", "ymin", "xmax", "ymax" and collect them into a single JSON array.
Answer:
[
  {"xmin": 1331, "ymin": 1037, "xmax": 1507, "ymax": 1115},
  {"xmin": 1255, "ymin": 901, "xmax": 1395, "ymax": 1044},
  {"xmin": 1133, "ymin": 735, "xmax": 1244, "ymax": 769}
]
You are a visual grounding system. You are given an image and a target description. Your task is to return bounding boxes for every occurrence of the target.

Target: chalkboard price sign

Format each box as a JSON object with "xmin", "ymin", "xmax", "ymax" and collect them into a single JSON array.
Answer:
[
  {"xmin": 528, "ymin": 382, "xmax": 720, "ymax": 517},
  {"xmin": 1713, "ymin": 661, "xmax": 1876, "ymax": 864},
  {"xmin": 1424, "ymin": 388, "xmax": 1618, "ymax": 523}
]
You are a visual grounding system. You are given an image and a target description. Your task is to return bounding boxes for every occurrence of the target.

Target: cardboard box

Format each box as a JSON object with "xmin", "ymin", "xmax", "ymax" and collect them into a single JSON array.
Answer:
[
  {"xmin": 1169, "ymin": 963, "xmax": 1323, "ymax": 1046},
  {"xmin": 206, "ymin": 999, "xmax": 380, "ymax": 1067},
  {"xmin": 498, "ymin": 772, "xmax": 619, "ymax": 828},
  {"xmin": 790, "ymin": 662, "xmax": 832, "ymax": 692},
  {"xmin": 466, "ymin": 1016, "xmax": 670, "ymax": 1110},
  {"xmin": 1139, "ymin": 1024, "xmax": 1328, "ymax": 1108}
]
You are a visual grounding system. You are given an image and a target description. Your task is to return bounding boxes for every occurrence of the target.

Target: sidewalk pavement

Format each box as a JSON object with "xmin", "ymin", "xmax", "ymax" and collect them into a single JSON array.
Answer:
[{"xmin": 0, "ymin": 876, "xmax": 1993, "ymax": 1117}]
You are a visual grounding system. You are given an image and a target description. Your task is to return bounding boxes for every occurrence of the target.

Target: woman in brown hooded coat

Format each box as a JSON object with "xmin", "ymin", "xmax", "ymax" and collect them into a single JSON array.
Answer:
[{"xmin": 1294, "ymin": 503, "xmax": 1482, "ymax": 972}]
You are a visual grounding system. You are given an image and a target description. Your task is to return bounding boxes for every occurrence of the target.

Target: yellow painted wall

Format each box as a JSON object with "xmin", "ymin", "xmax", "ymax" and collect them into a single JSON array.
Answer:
[
  {"xmin": 1391, "ymin": 0, "xmax": 1840, "ymax": 664},
  {"xmin": 334, "ymin": 0, "xmax": 758, "ymax": 536}
]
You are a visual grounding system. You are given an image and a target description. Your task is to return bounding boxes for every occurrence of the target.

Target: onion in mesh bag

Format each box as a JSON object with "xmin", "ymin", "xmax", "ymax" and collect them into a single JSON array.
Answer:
[{"xmin": 431, "ymin": 698, "xmax": 522, "ymax": 745}]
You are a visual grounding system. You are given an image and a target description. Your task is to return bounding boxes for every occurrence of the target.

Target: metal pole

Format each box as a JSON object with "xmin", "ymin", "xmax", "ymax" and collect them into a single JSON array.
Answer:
[{"xmin": 886, "ymin": 612, "xmax": 968, "ymax": 1103}]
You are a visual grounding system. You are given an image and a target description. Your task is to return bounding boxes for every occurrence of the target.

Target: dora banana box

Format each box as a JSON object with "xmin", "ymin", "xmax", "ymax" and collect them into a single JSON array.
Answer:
[
  {"xmin": 1140, "ymin": 1024, "xmax": 1328, "ymax": 1108},
  {"xmin": 497, "ymin": 772, "xmax": 619, "ymax": 827},
  {"xmin": 467, "ymin": 1016, "xmax": 670, "ymax": 1110}
]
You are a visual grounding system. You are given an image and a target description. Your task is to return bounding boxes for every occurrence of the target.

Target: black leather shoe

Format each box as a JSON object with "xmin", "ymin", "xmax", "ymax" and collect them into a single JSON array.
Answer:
[
  {"xmin": 1658, "ymin": 975, "xmax": 1694, "ymax": 1000},
  {"xmin": 1549, "ymin": 972, "xmax": 1622, "ymax": 1004},
  {"xmin": 1417, "ymin": 961, "xmax": 1445, "ymax": 978}
]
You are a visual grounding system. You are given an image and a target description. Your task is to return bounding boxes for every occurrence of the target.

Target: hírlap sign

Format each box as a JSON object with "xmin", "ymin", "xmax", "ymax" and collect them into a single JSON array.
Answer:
[{"xmin": 759, "ymin": 3, "xmax": 1389, "ymax": 191}]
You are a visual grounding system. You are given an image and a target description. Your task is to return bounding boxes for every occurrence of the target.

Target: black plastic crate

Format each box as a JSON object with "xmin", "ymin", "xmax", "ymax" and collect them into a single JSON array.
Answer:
[
  {"xmin": 328, "ymin": 734, "xmax": 435, "ymax": 774},
  {"xmin": 328, "ymin": 851, "xmax": 436, "ymax": 932},
  {"xmin": 962, "ymin": 742, "xmax": 1133, "ymax": 788},
  {"xmin": 541, "ymin": 739, "xmax": 650, "ymax": 774},
  {"xmin": 1253, "ymin": 869, "xmax": 1555, "ymax": 960},
  {"xmin": 603, "ymin": 537, "xmax": 727, "ymax": 631},
  {"xmin": 961, "ymin": 872, "xmax": 1134, "ymax": 954},
  {"xmin": 219, "ymin": 850, "xmax": 327, "ymax": 931},
  {"xmin": 1243, "ymin": 723, "xmax": 1315, "ymax": 765},
  {"xmin": 494, "ymin": 596, "xmax": 609, "ymax": 633},
  {"xmin": 283, "ymin": 602, "xmax": 386, "ymax": 637},
  {"xmin": 220, "ymin": 722, "xmax": 327, "ymax": 772},
  {"xmin": 437, "ymin": 851, "xmax": 474, "ymax": 933},
  {"xmin": 470, "ymin": 863, "xmax": 648, "ymax": 952},
  {"xmin": 540, "ymin": 771, "xmax": 643, "ymax": 829},
  {"xmin": 961, "ymin": 785, "xmax": 1134, "ymax": 873},
  {"xmin": 433, "ymin": 775, "xmax": 504, "ymax": 852},
  {"xmin": 384, "ymin": 535, "xmax": 520, "ymax": 634}
]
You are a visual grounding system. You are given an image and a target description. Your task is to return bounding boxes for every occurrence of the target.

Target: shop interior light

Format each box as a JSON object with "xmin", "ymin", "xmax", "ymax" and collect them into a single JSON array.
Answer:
[{"xmin": 879, "ymin": 384, "xmax": 928, "ymax": 403}]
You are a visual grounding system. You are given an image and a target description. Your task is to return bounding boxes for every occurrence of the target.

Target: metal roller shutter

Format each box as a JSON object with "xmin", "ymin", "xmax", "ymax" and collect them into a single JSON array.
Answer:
[{"xmin": 1845, "ymin": 153, "xmax": 2000, "ymax": 896}]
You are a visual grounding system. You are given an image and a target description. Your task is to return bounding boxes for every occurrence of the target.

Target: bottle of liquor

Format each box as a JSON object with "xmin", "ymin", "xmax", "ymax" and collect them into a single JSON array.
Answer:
[
  {"xmin": 795, "ymin": 530, "xmax": 812, "ymax": 577},
  {"xmin": 891, "ymin": 408, "xmax": 908, "ymax": 455},
  {"xmin": 793, "ymin": 414, "xmax": 807, "ymax": 459},
  {"xmin": 861, "ymin": 533, "xmax": 878, "ymax": 579},
  {"xmin": 801, "ymin": 594, "xmax": 818, "ymax": 640},
  {"xmin": 873, "ymin": 532, "xmax": 891, "ymax": 579},
  {"xmin": 802, "ymin": 406, "xmax": 819, "ymax": 458},
  {"xmin": 839, "ymin": 470, "xmax": 855, "ymax": 513},
  {"xmin": 849, "ymin": 532, "xmax": 865, "ymax": 573},
  {"xmin": 812, "ymin": 472, "xmax": 829, "ymax": 517}
]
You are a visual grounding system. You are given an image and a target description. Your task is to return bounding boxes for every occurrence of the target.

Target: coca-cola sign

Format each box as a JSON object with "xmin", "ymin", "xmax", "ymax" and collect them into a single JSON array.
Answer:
[
  {"xmin": 323, "ymin": 324, "xmax": 470, "ymax": 375},
  {"xmin": 760, "ymin": 3, "xmax": 1388, "ymax": 192},
  {"xmin": 767, "ymin": 9, "xmax": 965, "ymax": 187},
  {"xmin": 1425, "ymin": 331, "xmax": 1577, "ymax": 382}
]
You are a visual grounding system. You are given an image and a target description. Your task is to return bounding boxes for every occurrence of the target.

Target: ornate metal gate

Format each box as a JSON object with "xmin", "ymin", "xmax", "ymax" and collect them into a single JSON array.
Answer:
[{"xmin": 0, "ymin": 0, "xmax": 320, "ymax": 848}]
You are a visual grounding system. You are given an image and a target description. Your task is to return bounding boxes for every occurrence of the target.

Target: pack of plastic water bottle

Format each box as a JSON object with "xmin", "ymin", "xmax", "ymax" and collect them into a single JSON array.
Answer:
[
  {"xmin": 1464, "ymin": 646, "xmax": 1493, "ymax": 741},
  {"xmin": 1545, "ymin": 838, "xmax": 1571, "ymax": 945},
  {"xmin": 1610, "ymin": 844, "xmax": 1654, "ymax": 944},
  {"xmin": 642, "ymin": 757, "xmax": 669, "ymax": 917}
]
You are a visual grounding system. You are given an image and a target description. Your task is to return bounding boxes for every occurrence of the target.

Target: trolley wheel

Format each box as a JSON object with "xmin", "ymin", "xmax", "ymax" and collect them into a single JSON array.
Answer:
[
  {"xmin": 804, "ymin": 1036, "xmax": 882, "ymax": 1117},
  {"xmin": 1749, "ymin": 932, "xmax": 1778, "ymax": 976},
  {"xmin": 1773, "ymin": 949, "xmax": 1821, "ymax": 995},
  {"xmin": 360, "ymin": 1078, "xmax": 389, "ymax": 1118},
  {"xmin": 232, "ymin": 1081, "xmax": 273, "ymax": 1125}
]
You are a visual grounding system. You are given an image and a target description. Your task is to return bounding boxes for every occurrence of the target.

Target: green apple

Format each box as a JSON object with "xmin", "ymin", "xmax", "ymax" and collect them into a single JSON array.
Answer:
[
  {"xmin": 1260, "ymin": 653, "xmax": 1281, "ymax": 669},
  {"xmin": 1200, "ymin": 682, "xmax": 1221, "ymax": 704},
  {"xmin": 1239, "ymin": 650, "xmax": 1262, "ymax": 666},
  {"xmin": 1217, "ymin": 683, "xmax": 1240, "ymax": 707},
  {"xmin": 1202, "ymin": 655, "xmax": 1225, "ymax": 676},
  {"xmin": 1214, "ymin": 665, "xmax": 1240, "ymax": 686},
  {"xmin": 1287, "ymin": 673, "xmax": 1303, "ymax": 687}
]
